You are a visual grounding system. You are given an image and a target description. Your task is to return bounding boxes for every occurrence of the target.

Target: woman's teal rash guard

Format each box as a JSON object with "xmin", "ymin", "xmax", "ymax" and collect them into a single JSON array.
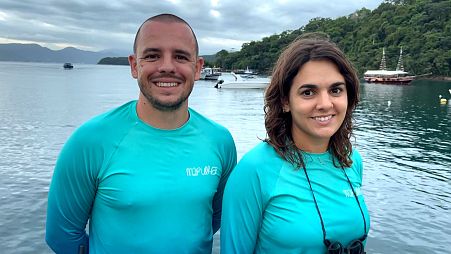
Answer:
[{"xmin": 221, "ymin": 142, "xmax": 369, "ymax": 254}]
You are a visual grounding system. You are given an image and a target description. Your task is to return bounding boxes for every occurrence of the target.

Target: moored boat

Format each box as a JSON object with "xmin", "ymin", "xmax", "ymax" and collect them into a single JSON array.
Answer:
[
  {"xmin": 200, "ymin": 67, "xmax": 221, "ymax": 80},
  {"xmin": 364, "ymin": 47, "xmax": 415, "ymax": 84},
  {"xmin": 363, "ymin": 70, "xmax": 415, "ymax": 84}
]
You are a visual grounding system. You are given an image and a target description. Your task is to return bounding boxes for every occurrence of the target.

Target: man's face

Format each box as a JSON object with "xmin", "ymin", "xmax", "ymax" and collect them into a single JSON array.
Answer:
[{"xmin": 129, "ymin": 21, "xmax": 203, "ymax": 112}]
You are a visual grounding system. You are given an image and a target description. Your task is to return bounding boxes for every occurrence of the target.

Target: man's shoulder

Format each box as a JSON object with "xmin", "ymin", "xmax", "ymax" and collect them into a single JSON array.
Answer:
[
  {"xmin": 188, "ymin": 108, "xmax": 231, "ymax": 135},
  {"xmin": 83, "ymin": 101, "xmax": 134, "ymax": 127},
  {"xmin": 73, "ymin": 101, "xmax": 136, "ymax": 141}
]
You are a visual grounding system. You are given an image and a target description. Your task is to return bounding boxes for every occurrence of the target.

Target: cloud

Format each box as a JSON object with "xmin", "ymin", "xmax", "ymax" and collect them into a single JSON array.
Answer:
[{"xmin": 0, "ymin": 0, "xmax": 384, "ymax": 55}]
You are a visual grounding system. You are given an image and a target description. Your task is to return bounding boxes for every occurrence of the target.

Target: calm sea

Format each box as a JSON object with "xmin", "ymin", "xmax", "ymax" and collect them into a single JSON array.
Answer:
[{"xmin": 0, "ymin": 62, "xmax": 450, "ymax": 254}]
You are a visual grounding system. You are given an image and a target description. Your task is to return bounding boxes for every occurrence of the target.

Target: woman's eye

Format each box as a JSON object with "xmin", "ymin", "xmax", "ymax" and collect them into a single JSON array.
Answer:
[
  {"xmin": 301, "ymin": 90, "xmax": 314, "ymax": 96},
  {"xmin": 331, "ymin": 87, "xmax": 343, "ymax": 95}
]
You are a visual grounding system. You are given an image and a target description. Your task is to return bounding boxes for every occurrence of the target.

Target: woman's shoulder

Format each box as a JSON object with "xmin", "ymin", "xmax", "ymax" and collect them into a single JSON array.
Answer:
[
  {"xmin": 229, "ymin": 142, "xmax": 287, "ymax": 194},
  {"xmin": 236, "ymin": 142, "xmax": 285, "ymax": 174},
  {"xmin": 242, "ymin": 142, "xmax": 278, "ymax": 161},
  {"xmin": 349, "ymin": 148, "xmax": 364, "ymax": 181},
  {"xmin": 351, "ymin": 148, "xmax": 362, "ymax": 162}
]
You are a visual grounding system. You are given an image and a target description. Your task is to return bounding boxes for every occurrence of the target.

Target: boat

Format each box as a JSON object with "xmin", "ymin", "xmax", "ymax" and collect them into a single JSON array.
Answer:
[
  {"xmin": 200, "ymin": 67, "xmax": 221, "ymax": 80},
  {"xmin": 63, "ymin": 63, "xmax": 74, "ymax": 69},
  {"xmin": 234, "ymin": 66, "xmax": 257, "ymax": 77},
  {"xmin": 364, "ymin": 47, "xmax": 415, "ymax": 84},
  {"xmin": 240, "ymin": 66, "xmax": 259, "ymax": 78},
  {"xmin": 214, "ymin": 72, "xmax": 270, "ymax": 89}
]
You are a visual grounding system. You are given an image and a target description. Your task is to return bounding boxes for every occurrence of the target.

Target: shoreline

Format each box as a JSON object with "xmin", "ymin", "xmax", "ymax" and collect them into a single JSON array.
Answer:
[{"xmin": 417, "ymin": 76, "xmax": 451, "ymax": 81}]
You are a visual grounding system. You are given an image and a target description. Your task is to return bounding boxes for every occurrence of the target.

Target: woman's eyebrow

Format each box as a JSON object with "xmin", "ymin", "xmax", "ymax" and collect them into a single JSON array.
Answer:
[
  {"xmin": 296, "ymin": 82, "xmax": 346, "ymax": 90},
  {"xmin": 298, "ymin": 84, "xmax": 317, "ymax": 89}
]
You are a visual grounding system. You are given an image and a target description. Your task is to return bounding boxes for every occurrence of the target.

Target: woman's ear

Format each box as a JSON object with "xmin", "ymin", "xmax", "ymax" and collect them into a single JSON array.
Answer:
[{"xmin": 282, "ymin": 100, "xmax": 290, "ymax": 113}]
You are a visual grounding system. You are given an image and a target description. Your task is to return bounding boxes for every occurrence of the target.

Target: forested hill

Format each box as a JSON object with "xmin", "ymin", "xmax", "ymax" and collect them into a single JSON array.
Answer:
[{"xmin": 213, "ymin": 0, "xmax": 450, "ymax": 77}]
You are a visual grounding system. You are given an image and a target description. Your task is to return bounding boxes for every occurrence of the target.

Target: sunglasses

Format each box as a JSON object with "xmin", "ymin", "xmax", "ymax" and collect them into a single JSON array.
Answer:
[{"xmin": 324, "ymin": 235, "xmax": 367, "ymax": 254}]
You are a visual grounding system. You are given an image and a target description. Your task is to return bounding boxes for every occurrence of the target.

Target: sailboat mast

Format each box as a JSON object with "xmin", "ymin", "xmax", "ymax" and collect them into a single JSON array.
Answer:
[
  {"xmin": 379, "ymin": 47, "xmax": 387, "ymax": 70},
  {"xmin": 396, "ymin": 47, "xmax": 404, "ymax": 71}
]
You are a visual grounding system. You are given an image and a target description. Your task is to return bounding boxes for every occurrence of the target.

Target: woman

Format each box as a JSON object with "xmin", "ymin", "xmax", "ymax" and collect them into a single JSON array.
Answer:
[{"xmin": 221, "ymin": 34, "xmax": 370, "ymax": 254}]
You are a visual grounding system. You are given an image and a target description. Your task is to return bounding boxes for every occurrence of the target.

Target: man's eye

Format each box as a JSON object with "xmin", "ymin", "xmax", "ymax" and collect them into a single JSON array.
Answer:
[
  {"xmin": 175, "ymin": 55, "xmax": 189, "ymax": 62},
  {"xmin": 140, "ymin": 54, "xmax": 159, "ymax": 62}
]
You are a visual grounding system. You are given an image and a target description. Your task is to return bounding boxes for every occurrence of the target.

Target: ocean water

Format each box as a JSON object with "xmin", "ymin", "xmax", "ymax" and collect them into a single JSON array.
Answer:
[{"xmin": 0, "ymin": 62, "xmax": 450, "ymax": 253}]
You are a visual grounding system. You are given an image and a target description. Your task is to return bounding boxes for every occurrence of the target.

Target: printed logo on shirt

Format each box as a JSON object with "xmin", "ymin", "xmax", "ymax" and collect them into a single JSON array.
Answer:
[
  {"xmin": 343, "ymin": 187, "xmax": 362, "ymax": 198},
  {"xmin": 186, "ymin": 166, "xmax": 219, "ymax": 176}
]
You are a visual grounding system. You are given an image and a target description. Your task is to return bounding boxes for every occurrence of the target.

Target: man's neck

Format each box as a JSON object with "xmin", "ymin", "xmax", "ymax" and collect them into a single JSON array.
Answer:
[{"xmin": 136, "ymin": 97, "xmax": 189, "ymax": 130}]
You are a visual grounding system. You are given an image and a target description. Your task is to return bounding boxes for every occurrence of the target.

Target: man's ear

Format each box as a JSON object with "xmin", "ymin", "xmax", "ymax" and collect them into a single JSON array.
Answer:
[
  {"xmin": 195, "ymin": 57, "xmax": 205, "ymax": 81},
  {"xmin": 128, "ymin": 54, "xmax": 138, "ymax": 79}
]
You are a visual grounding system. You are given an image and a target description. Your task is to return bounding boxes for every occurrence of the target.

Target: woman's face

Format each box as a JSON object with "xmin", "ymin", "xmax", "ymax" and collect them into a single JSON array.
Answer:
[{"xmin": 284, "ymin": 59, "xmax": 348, "ymax": 153}]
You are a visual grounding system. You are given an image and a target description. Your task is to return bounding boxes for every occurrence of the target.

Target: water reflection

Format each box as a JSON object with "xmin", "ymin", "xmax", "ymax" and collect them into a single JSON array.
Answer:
[
  {"xmin": 357, "ymin": 81, "xmax": 451, "ymax": 253},
  {"xmin": 0, "ymin": 62, "xmax": 450, "ymax": 253}
]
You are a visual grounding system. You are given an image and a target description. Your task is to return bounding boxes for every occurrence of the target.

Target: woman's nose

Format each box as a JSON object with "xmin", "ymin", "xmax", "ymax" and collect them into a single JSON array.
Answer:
[{"xmin": 316, "ymin": 91, "xmax": 333, "ymax": 110}]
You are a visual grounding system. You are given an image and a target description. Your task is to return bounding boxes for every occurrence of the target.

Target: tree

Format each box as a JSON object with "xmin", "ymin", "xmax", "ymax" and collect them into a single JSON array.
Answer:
[{"xmin": 211, "ymin": 0, "xmax": 450, "ymax": 77}]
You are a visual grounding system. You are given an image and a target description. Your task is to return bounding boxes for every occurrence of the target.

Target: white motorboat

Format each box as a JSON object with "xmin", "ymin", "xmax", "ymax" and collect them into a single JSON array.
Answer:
[{"xmin": 214, "ymin": 72, "xmax": 270, "ymax": 89}]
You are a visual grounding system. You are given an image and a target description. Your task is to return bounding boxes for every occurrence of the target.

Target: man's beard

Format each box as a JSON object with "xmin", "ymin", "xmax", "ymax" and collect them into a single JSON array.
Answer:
[{"xmin": 138, "ymin": 80, "xmax": 192, "ymax": 112}]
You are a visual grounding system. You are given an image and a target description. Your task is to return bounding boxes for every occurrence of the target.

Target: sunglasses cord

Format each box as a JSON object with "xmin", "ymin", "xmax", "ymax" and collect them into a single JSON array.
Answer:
[
  {"xmin": 341, "ymin": 166, "xmax": 367, "ymax": 237},
  {"xmin": 301, "ymin": 165, "xmax": 367, "ymax": 246}
]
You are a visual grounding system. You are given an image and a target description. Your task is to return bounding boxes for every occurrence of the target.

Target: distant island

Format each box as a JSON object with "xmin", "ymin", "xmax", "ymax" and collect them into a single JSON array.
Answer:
[
  {"xmin": 97, "ymin": 54, "xmax": 216, "ymax": 66},
  {"xmin": 98, "ymin": 57, "xmax": 129, "ymax": 65},
  {"xmin": 0, "ymin": 43, "xmax": 127, "ymax": 64},
  {"xmin": 0, "ymin": 42, "xmax": 216, "ymax": 66}
]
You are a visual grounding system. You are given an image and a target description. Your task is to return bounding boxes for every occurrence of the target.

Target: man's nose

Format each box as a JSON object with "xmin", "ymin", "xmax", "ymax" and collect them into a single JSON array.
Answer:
[{"xmin": 158, "ymin": 56, "xmax": 176, "ymax": 73}]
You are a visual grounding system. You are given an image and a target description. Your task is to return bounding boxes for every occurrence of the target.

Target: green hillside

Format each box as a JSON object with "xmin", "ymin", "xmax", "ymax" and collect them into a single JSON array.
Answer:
[{"xmin": 213, "ymin": 0, "xmax": 451, "ymax": 77}]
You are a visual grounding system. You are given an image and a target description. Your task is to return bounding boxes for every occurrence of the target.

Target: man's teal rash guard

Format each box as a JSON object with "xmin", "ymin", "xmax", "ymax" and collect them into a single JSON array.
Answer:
[
  {"xmin": 221, "ymin": 142, "xmax": 370, "ymax": 254},
  {"xmin": 46, "ymin": 101, "xmax": 237, "ymax": 254}
]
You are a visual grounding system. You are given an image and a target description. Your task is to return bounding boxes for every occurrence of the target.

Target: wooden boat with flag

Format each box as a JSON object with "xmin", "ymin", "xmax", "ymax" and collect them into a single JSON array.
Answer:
[{"xmin": 364, "ymin": 47, "xmax": 415, "ymax": 84}]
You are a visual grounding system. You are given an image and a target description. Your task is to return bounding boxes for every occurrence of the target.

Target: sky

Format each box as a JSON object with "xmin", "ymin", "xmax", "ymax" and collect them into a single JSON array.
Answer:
[{"xmin": 0, "ymin": 0, "xmax": 384, "ymax": 56}]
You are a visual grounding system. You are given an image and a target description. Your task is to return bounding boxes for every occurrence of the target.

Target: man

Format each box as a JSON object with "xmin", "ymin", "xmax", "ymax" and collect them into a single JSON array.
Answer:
[{"xmin": 46, "ymin": 14, "xmax": 237, "ymax": 253}]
